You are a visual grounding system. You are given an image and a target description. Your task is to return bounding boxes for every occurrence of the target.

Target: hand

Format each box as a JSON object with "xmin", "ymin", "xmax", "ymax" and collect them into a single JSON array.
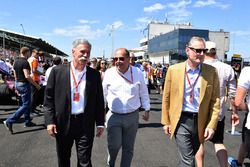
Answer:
[
  {"xmin": 47, "ymin": 124, "xmax": 57, "ymax": 137},
  {"xmin": 142, "ymin": 111, "xmax": 150, "ymax": 121},
  {"xmin": 231, "ymin": 113, "xmax": 240, "ymax": 126},
  {"xmin": 163, "ymin": 125, "xmax": 171, "ymax": 136},
  {"xmin": 96, "ymin": 127, "xmax": 104, "ymax": 137},
  {"xmin": 204, "ymin": 128, "xmax": 214, "ymax": 141}
]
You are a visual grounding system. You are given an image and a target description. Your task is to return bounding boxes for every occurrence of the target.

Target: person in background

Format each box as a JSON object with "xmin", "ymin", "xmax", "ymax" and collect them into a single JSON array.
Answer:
[
  {"xmin": 129, "ymin": 52, "xmax": 143, "ymax": 70},
  {"xmin": 142, "ymin": 61, "xmax": 150, "ymax": 94},
  {"xmin": 90, "ymin": 57, "xmax": 98, "ymax": 70},
  {"xmin": 96, "ymin": 59, "xmax": 107, "ymax": 81},
  {"xmin": 44, "ymin": 39, "xmax": 105, "ymax": 167},
  {"xmin": 161, "ymin": 36, "xmax": 220, "ymax": 167},
  {"xmin": 3, "ymin": 47, "xmax": 40, "ymax": 133},
  {"xmin": 154, "ymin": 63, "xmax": 163, "ymax": 94},
  {"xmin": 63, "ymin": 58, "xmax": 69, "ymax": 64},
  {"xmin": 28, "ymin": 49, "xmax": 43, "ymax": 114},
  {"xmin": 229, "ymin": 66, "xmax": 250, "ymax": 167},
  {"xmin": 103, "ymin": 48, "xmax": 150, "ymax": 167},
  {"xmin": 44, "ymin": 57, "xmax": 62, "ymax": 86},
  {"xmin": 195, "ymin": 41, "xmax": 237, "ymax": 167}
]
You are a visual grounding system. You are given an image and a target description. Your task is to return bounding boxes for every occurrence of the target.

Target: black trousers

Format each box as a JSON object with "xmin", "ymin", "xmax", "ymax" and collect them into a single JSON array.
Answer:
[
  {"xmin": 56, "ymin": 115, "xmax": 94, "ymax": 167},
  {"xmin": 30, "ymin": 82, "xmax": 39, "ymax": 112}
]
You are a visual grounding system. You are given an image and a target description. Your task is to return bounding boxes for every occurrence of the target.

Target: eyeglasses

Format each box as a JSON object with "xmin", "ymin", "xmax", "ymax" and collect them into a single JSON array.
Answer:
[
  {"xmin": 114, "ymin": 57, "xmax": 125, "ymax": 61},
  {"xmin": 188, "ymin": 47, "xmax": 208, "ymax": 54},
  {"xmin": 101, "ymin": 62, "xmax": 106, "ymax": 65}
]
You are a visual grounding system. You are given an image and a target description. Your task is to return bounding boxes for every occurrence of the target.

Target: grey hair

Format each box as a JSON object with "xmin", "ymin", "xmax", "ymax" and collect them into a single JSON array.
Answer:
[
  {"xmin": 186, "ymin": 36, "xmax": 206, "ymax": 47},
  {"xmin": 72, "ymin": 39, "xmax": 92, "ymax": 49}
]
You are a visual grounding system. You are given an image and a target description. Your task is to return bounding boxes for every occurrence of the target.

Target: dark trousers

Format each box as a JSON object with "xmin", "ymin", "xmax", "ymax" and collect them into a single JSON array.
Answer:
[
  {"xmin": 56, "ymin": 116, "xmax": 94, "ymax": 167},
  {"xmin": 30, "ymin": 82, "xmax": 39, "ymax": 112},
  {"xmin": 174, "ymin": 112, "xmax": 200, "ymax": 167}
]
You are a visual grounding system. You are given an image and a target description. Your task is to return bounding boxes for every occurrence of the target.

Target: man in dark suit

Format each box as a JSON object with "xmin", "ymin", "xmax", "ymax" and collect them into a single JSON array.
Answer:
[{"xmin": 44, "ymin": 39, "xmax": 105, "ymax": 167}]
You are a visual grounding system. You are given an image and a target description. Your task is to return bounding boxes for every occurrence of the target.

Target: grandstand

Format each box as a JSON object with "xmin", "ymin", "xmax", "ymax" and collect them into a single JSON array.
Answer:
[{"xmin": 0, "ymin": 28, "xmax": 68, "ymax": 60}]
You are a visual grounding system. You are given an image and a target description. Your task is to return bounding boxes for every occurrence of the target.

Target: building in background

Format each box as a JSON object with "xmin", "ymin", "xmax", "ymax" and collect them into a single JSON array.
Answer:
[{"xmin": 136, "ymin": 21, "xmax": 230, "ymax": 65}]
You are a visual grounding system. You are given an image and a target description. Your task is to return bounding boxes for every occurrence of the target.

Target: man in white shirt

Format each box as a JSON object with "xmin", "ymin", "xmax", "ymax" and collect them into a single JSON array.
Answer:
[
  {"xmin": 103, "ymin": 48, "xmax": 150, "ymax": 167},
  {"xmin": 196, "ymin": 41, "xmax": 237, "ymax": 167},
  {"xmin": 233, "ymin": 66, "xmax": 250, "ymax": 167}
]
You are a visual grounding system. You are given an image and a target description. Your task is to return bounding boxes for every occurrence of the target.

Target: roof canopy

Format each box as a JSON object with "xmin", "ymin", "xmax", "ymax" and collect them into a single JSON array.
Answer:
[{"xmin": 0, "ymin": 29, "xmax": 68, "ymax": 57}]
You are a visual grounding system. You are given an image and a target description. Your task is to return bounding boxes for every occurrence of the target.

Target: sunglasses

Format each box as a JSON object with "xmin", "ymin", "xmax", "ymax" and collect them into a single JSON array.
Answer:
[
  {"xmin": 114, "ymin": 57, "xmax": 125, "ymax": 61},
  {"xmin": 188, "ymin": 47, "xmax": 208, "ymax": 54}
]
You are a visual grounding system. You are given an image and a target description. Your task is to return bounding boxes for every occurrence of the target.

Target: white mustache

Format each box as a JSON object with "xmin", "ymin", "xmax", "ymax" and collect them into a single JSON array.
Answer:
[{"xmin": 79, "ymin": 57, "xmax": 89, "ymax": 61}]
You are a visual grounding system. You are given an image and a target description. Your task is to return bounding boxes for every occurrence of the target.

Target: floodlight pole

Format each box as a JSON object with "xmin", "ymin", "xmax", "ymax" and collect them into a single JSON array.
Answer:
[{"xmin": 20, "ymin": 24, "xmax": 25, "ymax": 34}]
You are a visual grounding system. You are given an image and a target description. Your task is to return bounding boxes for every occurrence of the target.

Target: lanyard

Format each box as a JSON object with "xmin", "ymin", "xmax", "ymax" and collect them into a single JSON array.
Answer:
[
  {"xmin": 117, "ymin": 66, "xmax": 133, "ymax": 84},
  {"xmin": 185, "ymin": 69, "xmax": 201, "ymax": 103},
  {"xmin": 70, "ymin": 64, "xmax": 85, "ymax": 92}
]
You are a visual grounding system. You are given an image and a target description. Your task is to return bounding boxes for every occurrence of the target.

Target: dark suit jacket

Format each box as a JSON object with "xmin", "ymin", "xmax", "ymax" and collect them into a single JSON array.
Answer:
[{"xmin": 44, "ymin": 64, "xmax": 105, "ymax": 136}]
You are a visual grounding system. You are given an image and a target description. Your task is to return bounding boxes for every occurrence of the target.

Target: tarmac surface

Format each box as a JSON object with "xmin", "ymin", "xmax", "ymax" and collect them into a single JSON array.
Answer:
[{"xmin": 0, "ymin": 90, "xmax": 249, "ymax": 167}]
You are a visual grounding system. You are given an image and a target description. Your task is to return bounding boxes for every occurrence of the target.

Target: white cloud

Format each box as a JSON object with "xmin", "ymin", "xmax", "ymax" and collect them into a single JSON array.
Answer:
[
  {"xmin": 78, "ymin": 19, "xmax": 99, "ymax": 24},
  {"xmin": 49, "ymin": 20, "xmax": 123, "ymax": 39},
  {"xmin": 168, "ymin": 0, "xmax": 192, "ymax": 9},
  {"xmin": 136, "ymin": 17, "xmax": 151, "ymax": 24},
  {"xmin": 144, "ymin": 3, "xmax": 166, "ymax": 13},
  {"xmin": 52, "ymin": 25, "xmax": 105, "ymax": 39},
  {"xmin": 194, "ymin": 0, "xmax": 230, "ymax": 9},
  {"xmin": 166, "ymin": 0, "xmax": 192, "ymax": 23},
  {"xmin": 106, "ymin": 21, "xmax": 124, "ymax": 30}
]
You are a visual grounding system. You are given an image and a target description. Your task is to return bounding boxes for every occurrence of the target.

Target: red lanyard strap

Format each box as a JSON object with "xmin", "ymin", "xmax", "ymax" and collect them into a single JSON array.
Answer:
[
  {"xmin": 117, "ymin": 66, "xmax": 133, "ymax": 84},
  {"xmin": 70, "ymin": 64, "xmax": 85, "ymax": 92},
  {"xmin": 185, "ymin": 69, "xmax": 201, "ymax": 103}
]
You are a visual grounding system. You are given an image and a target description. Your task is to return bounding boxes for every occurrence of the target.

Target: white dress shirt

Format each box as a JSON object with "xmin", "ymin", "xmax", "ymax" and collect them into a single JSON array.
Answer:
[
  {"xmin": 70, "ymin": 63, "xmax": 87, "ymax": 115},
  {"xmin": 238, "ymin": 67, "xmax": 250, "ymax": 129},
  {"xmin": 103, "ymin": 66, "xmax": 150, "ymax": 114},
  {"xmin": 204, "ymin": 59, "xmax": 236, "ymax": 121},
  {"xmin": 182, "ymin": 63, "xmax": 201, "ymax": 113}
]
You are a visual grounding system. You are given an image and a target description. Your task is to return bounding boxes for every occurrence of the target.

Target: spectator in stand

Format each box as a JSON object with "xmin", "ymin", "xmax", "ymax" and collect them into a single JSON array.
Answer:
[
  {"xmin": 28, "ymin": 49, "xmax": 43, "ymax": 114},
  {"xmin": 195, "ymin": 41, "xmax": 237, "ymax": 167},
  {"xmin": 3, "ymin": 47, "xmax": 40, "ymax": 134}
]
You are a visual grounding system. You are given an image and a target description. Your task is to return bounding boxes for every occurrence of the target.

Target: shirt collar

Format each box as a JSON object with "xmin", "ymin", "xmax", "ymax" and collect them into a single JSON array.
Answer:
[
  {"xmin": 186, "ymin": 62, "xmax": 201, "ymax": 73},
  {"xmin": 71, "ymin": 62, "xmax": 87, "ymax": 74}
]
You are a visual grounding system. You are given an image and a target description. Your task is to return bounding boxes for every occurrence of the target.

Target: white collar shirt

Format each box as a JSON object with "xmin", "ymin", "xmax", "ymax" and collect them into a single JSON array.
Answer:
[
  {"xmin": 238, "ymin": 67, "xmax": 250, "ymax": 129},
  {"xmin": 204, "ymin": 59, "xmax": 236, "ymax": 120},
  {"xmin": 70, "ymin": 62, "xmax": 87, "ymax": 115},
  {"xmin": 103, "ymin": 66, "xmax": 150, "ymax": 114},
  {"xmin": 182, "ymin": 63, "xmax": 201, "ymax": 113}
]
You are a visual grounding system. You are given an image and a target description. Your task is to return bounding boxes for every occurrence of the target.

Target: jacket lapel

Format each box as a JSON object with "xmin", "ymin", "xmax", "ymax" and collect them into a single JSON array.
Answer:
[
  {"xmin": 84, "ymin": 67, "xmax": 91, "ymax": 109},
  {"xmin": 66, "ymin": 64, "xmax": 71, "ymax": 110},
  {"xmin": 178, "ymin": 62, "xmax": 186, "ymax": 99},
  {"xmin": 199, "ymin": 64, "xmax": 208, "ymax": 103}
]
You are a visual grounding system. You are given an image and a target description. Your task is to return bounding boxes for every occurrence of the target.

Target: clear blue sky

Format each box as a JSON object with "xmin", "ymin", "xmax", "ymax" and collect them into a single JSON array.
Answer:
[{"xmin": 0, "ymin": 0, "xmax": 249, "ymax": 60}]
